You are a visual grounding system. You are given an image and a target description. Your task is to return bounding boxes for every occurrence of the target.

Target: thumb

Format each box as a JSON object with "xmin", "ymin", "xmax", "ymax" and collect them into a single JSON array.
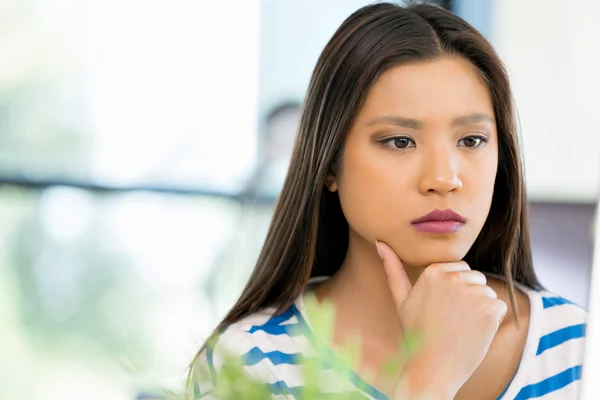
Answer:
[{"xmin": 376, "ymin": 240, "xmax": 413, "ymax": 309}]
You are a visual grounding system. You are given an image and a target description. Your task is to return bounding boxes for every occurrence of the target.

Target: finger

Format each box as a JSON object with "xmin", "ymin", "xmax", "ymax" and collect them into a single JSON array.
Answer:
[
  {"xmin": 496, "ymin": 300, "xmax": 508, "ymax": 324},
  {"xmin": 376, "ymin": 240, "xmax": 413, "ymax": 308},
  {"xmin": 468, "ymin": 283, "xmax": 498, "ymax": 299},
  {"xmin": 439, "ymin": 262, "xmax": 471, "ymax": 272},
  {"xmin": 488, "ymin": 299, "xmax": 508, "ymax": 327},
  {"xmin": 481, "ymin": 285, "xmax": 498, "ymax": 299},
  {"xmin": 450, "ymin": 270, "xmax": 487, "ymax": 285}
]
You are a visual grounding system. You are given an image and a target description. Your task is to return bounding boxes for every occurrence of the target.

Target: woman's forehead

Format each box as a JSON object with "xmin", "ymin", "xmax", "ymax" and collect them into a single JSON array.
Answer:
[{"xmin": 356, "ymin": 57, "xmax": 494, "ymax": 125}]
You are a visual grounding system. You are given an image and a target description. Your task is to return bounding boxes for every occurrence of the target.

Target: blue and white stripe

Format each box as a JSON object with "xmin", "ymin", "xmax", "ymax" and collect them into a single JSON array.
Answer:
[
  {"xmin": 502, "ymin": 291, "xmax": 586, "ymax": 400},
  {"xmin": 193, "ymin": 287, "xmax": 586, "ymax": 399}
]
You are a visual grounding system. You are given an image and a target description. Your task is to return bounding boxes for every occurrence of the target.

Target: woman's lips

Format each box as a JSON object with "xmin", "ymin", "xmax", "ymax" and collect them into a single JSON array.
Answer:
[
  {"xmin": 411, "ymin": 220, "xmax": 465, "ymax": 234},
  {"xmin": 411, "ymin": 209, "xmax": 466, "ymax": 234}
]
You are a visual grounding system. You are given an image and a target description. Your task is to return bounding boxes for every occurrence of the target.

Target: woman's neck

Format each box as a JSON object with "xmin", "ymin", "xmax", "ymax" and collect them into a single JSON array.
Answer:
[{"xmin": 313, "ymin": 229, "xmax": 426, "ymax": 349}]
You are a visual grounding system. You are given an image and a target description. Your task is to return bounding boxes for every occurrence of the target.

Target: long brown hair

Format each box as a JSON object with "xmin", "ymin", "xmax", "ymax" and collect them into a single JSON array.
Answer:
[{"xmin": 192, "ymin": 0, "xmax": 541, "ymax": 366}]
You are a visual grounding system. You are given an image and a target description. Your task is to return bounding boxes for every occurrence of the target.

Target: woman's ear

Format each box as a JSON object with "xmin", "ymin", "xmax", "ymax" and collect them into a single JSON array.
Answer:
[
  {"xmin": 326, "ymin": 147, "xmax": 342, "ymax": 192},
  {"xmin": 325, "ymin": 174, "xmax": 338, "ymax": 192}
]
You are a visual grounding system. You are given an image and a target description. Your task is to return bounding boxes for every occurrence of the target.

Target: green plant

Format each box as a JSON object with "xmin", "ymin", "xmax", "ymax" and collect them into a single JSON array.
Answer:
[{"xmin": 149, "ymin": 297, "xmax": 425, "ymax": 399}]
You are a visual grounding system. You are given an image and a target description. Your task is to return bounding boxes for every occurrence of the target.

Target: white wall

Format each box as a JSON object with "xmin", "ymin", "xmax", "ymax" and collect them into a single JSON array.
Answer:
[{"xmin": 491, "ymin": 0, "xmax": 600, "ymax": 203}]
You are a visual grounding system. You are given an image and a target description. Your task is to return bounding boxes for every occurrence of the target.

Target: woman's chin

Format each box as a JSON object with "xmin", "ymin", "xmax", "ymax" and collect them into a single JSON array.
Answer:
[{"xmin": 397, "ymin": 248, "xmax": 471, "ymax": 269}]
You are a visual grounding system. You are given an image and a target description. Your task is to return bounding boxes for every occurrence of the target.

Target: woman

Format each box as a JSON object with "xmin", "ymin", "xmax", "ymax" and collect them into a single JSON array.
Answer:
[{"xmin": 188, "ymin": 3, "xmax": 586, "ymax": 399}]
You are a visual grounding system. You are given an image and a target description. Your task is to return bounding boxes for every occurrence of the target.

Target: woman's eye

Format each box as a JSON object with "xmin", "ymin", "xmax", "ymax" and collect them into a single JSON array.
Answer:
[
  {"xmin": 458, "ymin": 135, "xmax": 488, "ymax": 148},
  {"xmin": 382, "ymin": 136, "xmax": 415, "ymax": 150}
]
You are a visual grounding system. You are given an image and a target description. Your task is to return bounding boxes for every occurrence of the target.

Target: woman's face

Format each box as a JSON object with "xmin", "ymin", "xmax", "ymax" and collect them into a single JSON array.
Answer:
[{"xmin": 331, "ymin": 56, "xmax": 498, "ymax": 268}]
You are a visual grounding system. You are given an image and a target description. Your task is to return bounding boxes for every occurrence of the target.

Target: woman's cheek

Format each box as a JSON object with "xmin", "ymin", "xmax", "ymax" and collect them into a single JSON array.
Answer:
[{"xmin": 339, "ymin": 179, "xmax": 408, "ymax": 239}]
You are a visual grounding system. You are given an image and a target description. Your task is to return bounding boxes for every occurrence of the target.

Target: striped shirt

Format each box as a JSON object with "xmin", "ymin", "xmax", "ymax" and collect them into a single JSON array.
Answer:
[{"xmin": 193, "ymin": 278, "xmax": 587, "ymax": 399}]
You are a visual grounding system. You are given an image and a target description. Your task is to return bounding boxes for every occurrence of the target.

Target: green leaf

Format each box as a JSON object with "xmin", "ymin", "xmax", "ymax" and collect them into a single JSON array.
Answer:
[{"xmin": 177, "ymin": 300, "xmax": 426, "ymax": 400}]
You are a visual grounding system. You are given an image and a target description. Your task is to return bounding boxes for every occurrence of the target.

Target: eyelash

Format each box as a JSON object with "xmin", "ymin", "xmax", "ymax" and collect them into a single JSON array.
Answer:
[{"xmin": 380, "ymin": 135, "xmax": 489, "ymax": 150}]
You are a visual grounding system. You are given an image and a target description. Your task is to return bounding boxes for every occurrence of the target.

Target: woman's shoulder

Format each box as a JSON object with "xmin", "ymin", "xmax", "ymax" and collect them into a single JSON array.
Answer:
[
  {"xmin": 199, "ymin": 303, "xmax": 300, "ymax": 365},
  {"xmin": 213, "ymin": 301, "xmax": 310, "ymax": 354},
  {"xmin": 523, "ymin": 288, "xmax": 586, "ymax": 384},
  {"xmin": 494, "ymin": 287, "xmax": 587, "ymax": 399},
  {"xmin": 528, "ymin": 288, "xmax": 587, "ymax": 332},
  {"xmin": 190, "ymin": 302, "xmax": 312, "ymax": 398}
]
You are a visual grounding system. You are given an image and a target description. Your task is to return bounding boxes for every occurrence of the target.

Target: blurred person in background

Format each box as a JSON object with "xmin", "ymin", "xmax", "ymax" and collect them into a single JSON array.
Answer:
[
  {"xmin": 250, "ymin": 102, "xmax": 301, "ymax": 197},
  {"xmin": 206, "ymin": 103, "xmax": 301, "ymax": 319},
  {"xmin": 187, "ymin": 2, "xmax": 586, "ymax": 399}
]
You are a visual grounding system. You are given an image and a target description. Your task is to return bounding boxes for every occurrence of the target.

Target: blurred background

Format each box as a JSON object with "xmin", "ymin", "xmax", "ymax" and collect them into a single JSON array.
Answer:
[{"xmin": 0, "ymin": 0, "xmax": 598, "ymax": 398}]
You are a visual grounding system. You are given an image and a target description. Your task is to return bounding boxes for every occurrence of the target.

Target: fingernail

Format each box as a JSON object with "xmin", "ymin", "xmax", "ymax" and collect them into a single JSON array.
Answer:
[{"xmin": 375, "ymin": 240, "xmax": 383, "ymax": 259}]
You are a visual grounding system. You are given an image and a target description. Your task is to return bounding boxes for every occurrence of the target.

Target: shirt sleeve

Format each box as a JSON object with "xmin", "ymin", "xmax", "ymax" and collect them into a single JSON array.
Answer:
[
  {"xmin": 186, "ymin": 328, "xmax": 282, "ymax": 400},
  {"xmin": 187, "ymin": 342, "xmax": 223, "ymax": 399}
]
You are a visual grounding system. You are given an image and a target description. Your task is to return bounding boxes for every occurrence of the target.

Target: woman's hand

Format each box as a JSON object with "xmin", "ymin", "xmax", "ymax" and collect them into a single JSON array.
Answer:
[{"xmin": 376, "ymin": 240, "xmax": 507, "ymax": 400}]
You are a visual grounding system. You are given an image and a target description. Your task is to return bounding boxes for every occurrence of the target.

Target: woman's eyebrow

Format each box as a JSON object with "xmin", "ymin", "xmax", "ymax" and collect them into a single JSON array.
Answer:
[
  {"xmin": 364, "ymin": 113, "xmax": 494, "ymax": 129},
  {"xmin": 364, "ymin": 115, "xmax": 423, "ymax": 129},
  {"xmin": 451, "ymin": 113, "xmax": 494, "ymax": 127}
]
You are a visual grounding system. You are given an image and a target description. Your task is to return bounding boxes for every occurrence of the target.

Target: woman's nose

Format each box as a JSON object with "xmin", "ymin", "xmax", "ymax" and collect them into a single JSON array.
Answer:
[{"xmin": 417, "ymin": 147, "xmax": 463, "ymax": 195}]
